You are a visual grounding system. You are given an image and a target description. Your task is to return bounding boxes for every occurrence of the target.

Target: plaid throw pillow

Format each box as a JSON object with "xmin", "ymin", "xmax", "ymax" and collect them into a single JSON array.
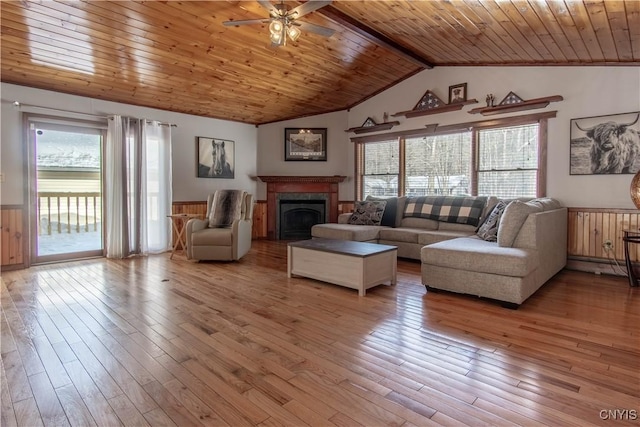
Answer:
[
  {"xmin": 348, "ymin": 201, "xmax": 387, "ymax": 226},
  {"xmin": 404, "ymin": 196, "xmax": 487, "ymax": 227}
]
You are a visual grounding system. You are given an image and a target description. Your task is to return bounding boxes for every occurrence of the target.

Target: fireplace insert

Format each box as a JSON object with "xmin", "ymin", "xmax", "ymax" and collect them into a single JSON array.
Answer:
[{"xmin": 279, "ymin": 199, "xmax": 326, "ymax": 240}]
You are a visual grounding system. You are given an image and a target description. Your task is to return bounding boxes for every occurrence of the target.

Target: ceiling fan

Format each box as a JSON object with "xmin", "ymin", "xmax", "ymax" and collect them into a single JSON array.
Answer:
[{"xmin": 223, "ymin": 0, "xmax": 335, "ymax": 46}]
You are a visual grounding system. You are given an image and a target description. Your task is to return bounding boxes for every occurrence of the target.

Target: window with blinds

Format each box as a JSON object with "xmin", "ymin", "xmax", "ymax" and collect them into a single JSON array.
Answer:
[
  {"xmin": 360, "ymin": 140, "xmax": 399, "ymax": 198},
  {"xmin": 353, "ymin": 114, "xmax": 547, "ymax": 200},
  {"xmin": 405, "ymin": 132, "xmax": 471, "ymax": 196},
  {"xmin": 477, "ymin": 124, "xmax": 539, "ymax": 198}
]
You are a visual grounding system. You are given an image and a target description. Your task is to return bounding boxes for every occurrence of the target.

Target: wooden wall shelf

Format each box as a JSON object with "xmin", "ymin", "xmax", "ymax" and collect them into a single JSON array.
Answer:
[
  {"xmin": 393, "ymin": 99, "xmax": 478, "ymax": 118},
  {"xmin": 345, "ymin": 121, "xmax": 400, "ymax": 134},
  {"xmin": 468, "ymin": 95, "xmax": 563, "ymax": 116}
]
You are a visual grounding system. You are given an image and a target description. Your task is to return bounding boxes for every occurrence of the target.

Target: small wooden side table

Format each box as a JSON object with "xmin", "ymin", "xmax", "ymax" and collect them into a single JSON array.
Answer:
[
  {"xmin": 168, "ymin": 214, "xmax": 202, "ymax": 259},
  {"xmin": 622, "ymin": 229, "xmax": 640, "ymax": 287}
]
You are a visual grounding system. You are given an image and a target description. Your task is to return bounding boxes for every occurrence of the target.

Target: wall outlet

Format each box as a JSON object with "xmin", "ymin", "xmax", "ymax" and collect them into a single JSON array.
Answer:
[{"xmin": 603, "ymin": 240, "xmax": 614, "ymax": 251}]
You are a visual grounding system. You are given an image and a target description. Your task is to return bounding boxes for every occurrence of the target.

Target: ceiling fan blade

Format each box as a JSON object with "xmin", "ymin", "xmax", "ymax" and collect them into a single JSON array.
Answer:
[
  {"xmin": 296, "ymin": 21, "xmax": 335, "ymax": 38},
  {"xmin": 289, "ymin": 0, "xmax": 332, "ymax": 19},
  {"xmin": 223, "ymin": 18, "xmax": 270, "ymax": 27},
  {"xmin": 256, "ymin": 0, "xmax": 276, "ymax": 15}
]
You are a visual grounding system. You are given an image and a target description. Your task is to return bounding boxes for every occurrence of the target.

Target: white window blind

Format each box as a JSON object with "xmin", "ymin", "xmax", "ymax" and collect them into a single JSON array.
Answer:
[
  {"xmin": 354, "ymin": 116, "xmax": 546, "ymax": 200},
  {"xmin": 477, "ymin": 124, "xmax": 539, "ymax": 198},
  {"xmin": 362, "ymin": 140, "xmax": 399, "ymax": 197},
  {"xmin": 405, "ymin": 132, "xmax": 471, "ymax": 196}
]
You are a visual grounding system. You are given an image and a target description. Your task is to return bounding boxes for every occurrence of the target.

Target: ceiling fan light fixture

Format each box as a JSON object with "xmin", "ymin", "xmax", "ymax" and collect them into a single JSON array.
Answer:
[
  {"xmin": 269, "ymin": 19, "xmax": 283, "ymax": 35},
  {"xmin": 269, "ymin": 18, "xmax": 285, "ymax": 45},
  {"xmin": 224, "ymin": 1, "xmax": 334, "ymax": 47},
  {"xmin": 287, "ymin": 25, "xmax": 301, "ymax": 42},
  {"xmin": 270, "ymin": 30, "xmax": 284, "ymax": 45}
]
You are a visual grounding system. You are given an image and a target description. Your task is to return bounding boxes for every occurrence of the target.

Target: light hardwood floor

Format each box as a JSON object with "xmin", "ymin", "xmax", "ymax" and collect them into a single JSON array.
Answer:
[{"xmin": 1, "ymin": 240, "xmax": 639, "ymax": 426}]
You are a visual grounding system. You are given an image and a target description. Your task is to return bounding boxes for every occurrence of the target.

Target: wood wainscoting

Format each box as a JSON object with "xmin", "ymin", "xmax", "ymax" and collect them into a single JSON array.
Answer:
[
  {"xmin": 172, "ymin": 200, "xmax": 268, "ymax": 241},
  {"xmin": 567, "ymin": 207, "xmax": 640, "ymax": 274},
  {"xmin": 3, "ymin": 202, "xmax": 637, "ymax": 272},
  {"xmin": 173, "ymin": 203, "xmax": 640, "ymax": 276},
  {"xmin": 252, "ymin": 200, "xmax": 355, "ymax": 239},
  {"xmin": 0, "ymin": 205, "xmax": 26, "ymax": 270},
  {"xmin": 172, "ymin": 200, "xmax": 356, "ymax": 241}
]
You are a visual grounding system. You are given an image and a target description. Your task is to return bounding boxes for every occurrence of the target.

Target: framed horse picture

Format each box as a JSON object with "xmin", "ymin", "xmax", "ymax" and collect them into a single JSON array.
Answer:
[{"xmin": 197, "ymin": 137, "xmax": 235, "ymax": 178}]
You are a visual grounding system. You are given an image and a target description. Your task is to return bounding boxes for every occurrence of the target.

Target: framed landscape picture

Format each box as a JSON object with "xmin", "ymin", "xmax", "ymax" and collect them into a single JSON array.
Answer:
[
  {"xmin": 197, "ymin": 136, "xmax": 235, "ymax": 178},
  {"xmin": 570, "ymin": 111, "xmax": 640, "ymax": 175},
  {"xmin": 285, "ymin": 128, "xmax": 327, "ymax": 161}
]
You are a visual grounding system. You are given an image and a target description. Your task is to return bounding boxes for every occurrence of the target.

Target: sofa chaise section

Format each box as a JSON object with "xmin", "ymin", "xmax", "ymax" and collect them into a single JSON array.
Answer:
[{"xmin": 421, "ymin": 205, "xmax": 568, "ymax": 307}]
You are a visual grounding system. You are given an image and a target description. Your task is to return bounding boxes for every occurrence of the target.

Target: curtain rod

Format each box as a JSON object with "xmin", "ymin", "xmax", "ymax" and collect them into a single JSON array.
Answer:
[
  {"xmin": 8, "ymin": 101, "xmax": 108, "ymax": 120},
  {"xmin": 108, "ymin": 116, "xmax": 177, "ymax": 127},
  {"xmin": 8, "ymin": 101, "xmax": 176, "ymax": 127}
]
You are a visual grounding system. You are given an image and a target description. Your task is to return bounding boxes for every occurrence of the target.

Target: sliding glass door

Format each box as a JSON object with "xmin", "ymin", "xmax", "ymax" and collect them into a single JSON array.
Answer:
[{"xmin": 28, "ymin": 118, "xmax": 106, "ymax": 264}]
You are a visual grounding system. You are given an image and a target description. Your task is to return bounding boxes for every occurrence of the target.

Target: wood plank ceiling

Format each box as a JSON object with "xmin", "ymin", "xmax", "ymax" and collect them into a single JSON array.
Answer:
[{"xmin": 1, "ymin": 1, "xmax": 638, "ymax": 125}]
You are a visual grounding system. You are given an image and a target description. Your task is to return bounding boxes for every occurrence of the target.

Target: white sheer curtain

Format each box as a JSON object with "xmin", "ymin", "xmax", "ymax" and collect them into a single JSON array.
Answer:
[{"xmin": 105, "ymin": 115, "xmax": 172, "ymax": 258}]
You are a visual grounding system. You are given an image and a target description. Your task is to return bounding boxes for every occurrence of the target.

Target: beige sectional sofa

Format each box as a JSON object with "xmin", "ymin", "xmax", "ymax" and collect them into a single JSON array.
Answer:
[
  {"xmin": 313, "ymin": 195, "xmax": 494, "ymax": 260},
  {"xmin": 311, "ymin": 195, "xmax": 567, "ymax": 307}
]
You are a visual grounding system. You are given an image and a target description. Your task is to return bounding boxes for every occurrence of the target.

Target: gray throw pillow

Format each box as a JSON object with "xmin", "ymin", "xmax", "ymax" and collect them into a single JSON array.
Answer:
[
  {"xmin": 476, "ymin": 200, "xmax": 507, "ymax": 242},
  {"xmin": 366, "ymin": 195, "xmax": 397, "ymax": 227},
  {"xmin": 208, "ymin": 190, "xmax": 245, "ymax": 228},
  {"xmin": 497, "ymin": 200, "xmax": 542, "ymax": 247},
  {"xmin": 348, "ymin": 201, "xmax": 387, "ymax": 226}
]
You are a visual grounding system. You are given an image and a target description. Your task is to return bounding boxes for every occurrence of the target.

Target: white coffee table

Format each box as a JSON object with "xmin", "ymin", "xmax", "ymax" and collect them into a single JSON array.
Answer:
[{"xmin": 287, "ymin": 238, "xmax": 397, "ymax": 296}]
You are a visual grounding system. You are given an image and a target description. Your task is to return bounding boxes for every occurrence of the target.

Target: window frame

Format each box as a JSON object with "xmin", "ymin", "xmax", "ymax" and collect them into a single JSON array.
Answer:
[
  {"xmin": 476, "ymin": 123, "xmax": 541, "ymax": 198},
  {"xmin": 352, "ymin": 111, "xmax": 554, "ymax": 199},
  {"xmin": 404, "ymin": 131, "xmax": 473, "ymax": 196},
  {"xmin": 358, "ymin": 139, "xmax": 401, "ymax": 198}
]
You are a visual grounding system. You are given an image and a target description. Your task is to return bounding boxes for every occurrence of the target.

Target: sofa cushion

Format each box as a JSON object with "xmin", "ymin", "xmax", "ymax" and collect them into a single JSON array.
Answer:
[
  {"xmin": 480, "ymin": 196, "xmax": 500, "ymax": 222},
  {"xmin": 497, "ymin": 201, "xmax": 543, "ymax": 247},
  {"xmin": 421, "ymin": 237, "xmax": 537, "ymax": 277},
  {"xmin": 404, "ymin": 196, "xmax": 487, "ymax": 227},
  {"xmin": 399, "ymin": 217, "xmax": 439, "ymax": 230},
  {"xmin": 311, "ymin": 223, "xmax": 383, "ymax": 241},
  {"xmin": 395, "ymin": 197, "xmax": 407, "ymax": 227},
  {"xmin": 366, "ymin": 195, "xmax": 398, "ymax": 227},
  {"xmin": 476, "ymin": 200, "xmax": 507, "ymax": 242},
  {"xmin": 378, "ymin": 228, "xmax": 421, "ymax": 244},
  {"xmin": 438, "ymin": 222, "xmax": 477, "ymax": 232},
  {"xmin": 209, "ymin": 190, "xmax": 246, "ymax": 228},
  {"xmin": 191, "ymin": 227, "xmax": 233, "ymax": 246},
  {"xmin": 337, "ymin": 213, "xmax": 353, "ymax": 224},
  {"xmin": 348, "ymin": 200, "xmax": 387, "ymax": 226},
  {"xmin": 528, "ymin": 197, "xmax": 562, "ymax": 211},
  {"xmin": 418, "ymin": 230, "xmax": 475, "ymax": 245}
]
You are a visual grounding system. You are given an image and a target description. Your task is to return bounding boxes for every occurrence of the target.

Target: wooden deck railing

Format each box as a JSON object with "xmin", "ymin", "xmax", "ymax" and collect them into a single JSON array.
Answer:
[{"xmin": 38, "ymin": 192, "xmax": 102, "ymax": 235}]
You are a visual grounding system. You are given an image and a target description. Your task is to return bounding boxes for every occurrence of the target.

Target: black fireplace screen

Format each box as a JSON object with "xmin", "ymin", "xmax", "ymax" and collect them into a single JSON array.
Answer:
[{"xmin": 279, "ymin": 200, "xmax": 326, "ymax": 240}]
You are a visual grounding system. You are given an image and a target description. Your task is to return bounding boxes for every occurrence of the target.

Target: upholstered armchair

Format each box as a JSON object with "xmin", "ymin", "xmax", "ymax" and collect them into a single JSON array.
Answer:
[{"xmin": 185, "ymin": 190, "xmax": 254, "ymax": 261}]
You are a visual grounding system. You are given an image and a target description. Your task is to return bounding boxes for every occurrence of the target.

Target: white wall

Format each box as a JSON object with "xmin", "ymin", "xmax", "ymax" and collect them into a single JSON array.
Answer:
[
  {"xmin": 256, "ymin": 111, "xmax": 351, "ymax": 200},
  {"xmin": 0, "ymin": 83, "xmax": 258, "ymax": 205},
  {"xmin": 4, "ymin": 66, "xmax": 640, "ymax": 209},
  {"xmin": 347, "ymin": 66, "xmax": 640, "ymax": 209}
]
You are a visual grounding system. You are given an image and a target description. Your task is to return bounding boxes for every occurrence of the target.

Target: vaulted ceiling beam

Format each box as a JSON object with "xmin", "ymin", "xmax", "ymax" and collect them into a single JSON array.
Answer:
[{"xmin": 318, "ymin": 5, "xmax": 435, "ymax": 69}]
